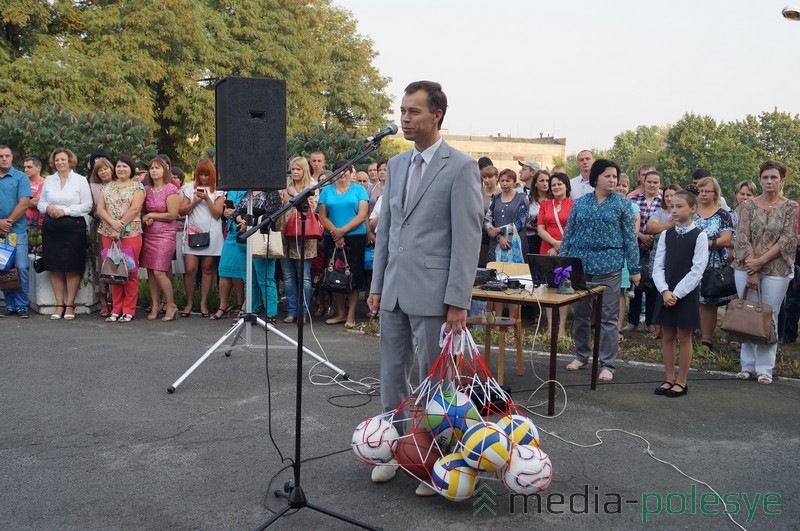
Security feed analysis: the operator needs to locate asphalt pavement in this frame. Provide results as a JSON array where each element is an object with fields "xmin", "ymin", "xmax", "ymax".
[{"xmin": 1, "ymin": 309, "xmax": 798, "ymax": 530}]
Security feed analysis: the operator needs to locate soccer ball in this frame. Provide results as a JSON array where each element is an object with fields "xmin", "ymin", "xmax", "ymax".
[
  {"xmin": 496, "ymin": 414, "xmax": 540, "ymax": 447},
  {"xmin": 502, "ymin": 444, "xmax": 553, "ymax": 494},
  {"xmin": 457, "ymin": 421, "xmax": 511, "ymax": 472},
  {"xmin": 423, "ymin": 390, "xmax": 481, "ymax": 448},
  {"xmin": 352, "ymin": 416, "xmax": 399, "ymax": 465},
  {"xmin": 430, "ymin": 452, "xmax": 479, "ymax": 501}
]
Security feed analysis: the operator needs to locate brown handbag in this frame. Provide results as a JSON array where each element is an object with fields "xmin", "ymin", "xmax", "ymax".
[
  {"xmin": 720, "ymin": 285, "xmax": 776, "ymax": 344},
  {"xmin": 0, "ymin": 267, "xmax": 21, "ymax": 290}
]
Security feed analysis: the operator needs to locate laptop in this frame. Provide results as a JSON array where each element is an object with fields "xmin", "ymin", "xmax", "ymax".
[{"xmin": 527, "ymin": 254, "xmax": 598, "ymax": 290}]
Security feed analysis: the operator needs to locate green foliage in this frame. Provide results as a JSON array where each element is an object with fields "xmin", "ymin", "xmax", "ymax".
[
  {"xmin": 0, "ymin": 105, "xmax": 157, "ymax": 172},
  {"xmin": 607, "ymin": 125, "xmax": 667, "ymax": 179},
  {"xmin": 287, "ymin": 124, "xmax": 393, "ymax": 170},
  {"xmin": 0, "ymin": 0, "xmax": 392, "ymax": 170}
]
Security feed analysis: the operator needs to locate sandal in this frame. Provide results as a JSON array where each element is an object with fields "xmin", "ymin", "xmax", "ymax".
[
  {"xmin": 209, "ymin": 306, "xmax": 231, "ymax": 320},
  {"xmin": 99, "ymin": 303, "xmax": 110, "ymax": 317},
  {"xmin": 666, "ymin": 383, "xmax": 688, "ymax": 397},
  {"xmin": 50, "ymin": 305, "xmax": 66, "ymax": 320},
  {"xmin": 598, "ymin": 369, "xmax": 614, "ymax": 382},
  {"xmin": 654, "ymin": 381, "xmax": 674, "ymax": 396},
  {"xmin": 736, "ymin": 370, "xmax": 754, "ymax": 380},
  {"xmin": 231, "ymin": 306, "xmax": 244, "ymax": 319},
  {"xmin": 757, "ymin": 374, "xmax": 772, "ymax": 385},
  {"xmin": 618, "ymin": 332, "xmax": 624, "ymax": 343},
  {"xmin": 266, "ymin": 315, "xmax": 277, "ymax": 325},
  {"xmin": 701, "ymin": 340, "xmax": 713, "ymax": 353},
  {"xmin": 105, "ymin": 313, "xmax": 120, "ymax": 322},
  {"xmin": 64, "ymin": 305, "xmax": 76, "ymax": 320},
  {"xmin": 566, "ymin": 359, "xmax": 586, "ymax": 371},
  {"xmin": 283, "ymin": 316, "xmax": 297, "ymax": 324},
  {"xmin": 180, "ymin": 307, "xmax": 192, "ymax": 318},
  {"xmin": 118, "ymin": 314, "xmax": 135, "ymax": 323}
]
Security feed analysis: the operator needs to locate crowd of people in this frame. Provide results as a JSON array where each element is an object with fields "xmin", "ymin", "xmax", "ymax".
[
  {"xmin": 1, "ymin": 138, "xmax": 797, "ymax": 389},
  {"xmin": 0, "ymin": 145, "xmax": 381, "ymax": 330}
]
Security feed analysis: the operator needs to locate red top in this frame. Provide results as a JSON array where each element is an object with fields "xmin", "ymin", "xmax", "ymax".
[{"xmin": 537, "ymin": 197, "xmax": 574, "ymax": 254}]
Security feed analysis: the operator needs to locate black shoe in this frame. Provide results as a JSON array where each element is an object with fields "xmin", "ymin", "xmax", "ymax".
[
  {"xmin": 1, "ymin": 308, "xmax": 18, "ymax": 317},
  {"xmin": 654, "ymin": 381, "xmax": 674, "ymax": 396},
  {"xmin": 17, "ymin": 308, "xmax": 29, "ymax": 319},
  {"xmin": 666, "ymin": 383, "xmax": 688, "ymax": 398}
]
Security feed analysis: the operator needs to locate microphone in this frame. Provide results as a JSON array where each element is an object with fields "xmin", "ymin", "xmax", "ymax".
[{"xmin": 364, "ymin": 124, "xmax": 398, "ymax": 143}]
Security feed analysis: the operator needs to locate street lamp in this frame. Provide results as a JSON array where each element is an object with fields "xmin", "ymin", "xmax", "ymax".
[{"xmin": 783, "ymin": 6, "xmax": 800, "ymax": 21}]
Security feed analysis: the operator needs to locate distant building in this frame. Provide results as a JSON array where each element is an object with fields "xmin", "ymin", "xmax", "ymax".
[{"xmin": 441, "ymin": 131, "xmax": 567, "ymax": 173}]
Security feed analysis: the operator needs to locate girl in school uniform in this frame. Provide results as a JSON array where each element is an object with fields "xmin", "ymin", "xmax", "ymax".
[{"xmin": 651, "ymin": 191, "xmax": 709, "ymax": 397}]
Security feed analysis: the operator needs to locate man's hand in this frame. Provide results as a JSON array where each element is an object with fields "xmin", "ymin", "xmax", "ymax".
[
  {"xmin": 367, "ymin": 293, "xmax": 381, "ymax": 313},
  {"xmin": 445, "ymin": 306, "xmax": 467, "ymax": 334},
  {"xmin": 0, "ymin": 219, "xmax": 12, "ymax": 233}
]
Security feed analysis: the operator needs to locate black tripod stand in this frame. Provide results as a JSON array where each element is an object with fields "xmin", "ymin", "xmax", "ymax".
[{"xmin": 249, "ymin": 139, "xmax": 385, "ymax": 531}]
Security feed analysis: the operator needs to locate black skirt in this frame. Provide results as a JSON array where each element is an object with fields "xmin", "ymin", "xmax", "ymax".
[
  {"xmin": 651, "ymin": 287, "xmax": 701, "ymax": 330},
  {"xmin": 42, "ymin": 214, "xmax": 87, "ymax": 273}
]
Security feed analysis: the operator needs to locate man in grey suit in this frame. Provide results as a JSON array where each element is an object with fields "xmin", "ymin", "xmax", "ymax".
[{"xmin": 367, "ymin": 81, "xmax": 483, "ymax": 494}]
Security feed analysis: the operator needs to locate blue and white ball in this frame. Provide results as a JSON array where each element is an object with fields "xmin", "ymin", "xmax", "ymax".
[
  {"xmin": 423, "ymin": 390, "xmax": 481, "ymax": 448},
  {"xmin": 352, "ymin": 416, "xmax": 399, "ymax": 465},
  {"xmin": 457, "ymin": 421, "xmax": 511, "ymax": 472},
  {"xmin": 502, "ymin": 444, "xmax": 553, "ymax": 494},
  {"xmin": 497, "ymin": 414, "xmax": 540, "ymax": 447},
  {"xmin": 430, "ymin": 452, "xmax": 479, "ymax": 501}
]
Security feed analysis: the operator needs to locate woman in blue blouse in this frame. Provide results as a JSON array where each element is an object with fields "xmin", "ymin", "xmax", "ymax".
[
  {"xmin": 318, "ymin": 160, "xmax": 369, "ymax": 328},
  {"xmin": 560, "ymin": 159, "xmax": 640, "ymax": 382}
]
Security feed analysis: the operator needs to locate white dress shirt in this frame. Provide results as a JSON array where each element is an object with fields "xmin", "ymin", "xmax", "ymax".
[
  {"xmin": 404, "ymin": 137, "xmax": 443, "ymax": 206},
  {"xmin": 38, "ymin": 171, "xmax": 93, "ymax": 220},
  {"xmin": 653, "ymin": 222, "xmax": 709, "ymax": 299},
  {"xmin": 569, "ymin": 175, "xmax": 593, "ymax": 199}
]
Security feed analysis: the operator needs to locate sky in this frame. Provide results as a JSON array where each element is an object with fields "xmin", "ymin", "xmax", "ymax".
[{"xmin": 334, "ymin": 0, "xmax": 800, "ymax": 155}]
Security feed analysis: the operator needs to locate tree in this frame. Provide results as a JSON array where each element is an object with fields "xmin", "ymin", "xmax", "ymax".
[
  {"xmin": 659, "ymin": 113, "xmax": 720, "ymax": 183},
  {"xmin": 286, "ymin": 124, "xmax": 404, "ymax": 171},
  {"xmin": 607, "ymin": 125, "xmax": 666, "ymax": 178},
  {"xmin": 0, "ymin": 0, "xmax": 392, "ymax": 169}
]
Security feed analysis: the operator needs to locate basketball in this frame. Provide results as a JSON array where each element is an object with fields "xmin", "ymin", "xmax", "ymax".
[
  {"xmin": 423, "ymin": 390, "xmax": 481, "ymax": 448},
  {"xmin": 497, "ymin": 414, "xmax": 540, "ymax": 447},
  {"xmin": 502, "ymin": 444, "xmax": 553, "ymax": 494},
  {"xmin": 457, "ymin": 421, "xmax": 511, "ymax": 472},
  {"xmin": 394, "ymin": 429, "xmax": 442, "ymax": 481},
  {"xmin": 352, "ymin": 416, "xmax": 399, "ymax": 465},
  {"xmin": 430, "ymin": 452, "xmax": 479, "ymax": 502}
]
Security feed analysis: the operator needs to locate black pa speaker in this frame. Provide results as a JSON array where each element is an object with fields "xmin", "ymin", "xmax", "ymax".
[{"xmin": 215, "ymin": 77, "xmax": 287, "ymax": 191}]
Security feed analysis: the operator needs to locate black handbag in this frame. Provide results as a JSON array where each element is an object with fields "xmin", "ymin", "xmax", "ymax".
[
  {"xmin": 701, "ymin": 239, "xmax": 737, "ymax": 299},
  {"xmin": 33, "ymin": 255, "xmax": 44, "ymax": 273},
  {"xmin": 187, "ymin": 232, "xmax": 210, "ymax": 248},
  {"xmin": 319, "ymin": 248, "xmax": 353, "ymax": 293}
]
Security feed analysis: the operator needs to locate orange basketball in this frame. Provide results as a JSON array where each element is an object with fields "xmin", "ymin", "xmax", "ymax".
[{"xmin": 394, "ymin": 430, "xmax": 442, "ymax": 481}]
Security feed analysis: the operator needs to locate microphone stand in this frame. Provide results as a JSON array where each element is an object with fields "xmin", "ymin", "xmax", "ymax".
[{"xmin": 251, "ymin": 139, "xmax": 383, "ymax": 530}]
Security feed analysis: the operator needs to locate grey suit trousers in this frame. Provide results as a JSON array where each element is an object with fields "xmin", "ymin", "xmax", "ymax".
[
  {"xmin": 571, "ymin": 271, "xmax": 622, "ymax": 372},
  {"xmin": 379, "ymin": 303, "xmax": 446, "ymax": 430}
]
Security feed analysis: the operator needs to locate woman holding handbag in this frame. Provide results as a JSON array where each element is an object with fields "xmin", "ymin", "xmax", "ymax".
[
  {"xmin": 178, "ymin": 159, "xmax": 224, "ymax": 317},
  {"xmin": 38, "ymin": 148, "xmax": 93, "ymax": 320},
  {"xmin": 279, "ymin": 157, "xmax": 318, "ymax": 324},
  {"xmin": 96, "ymin": 156, "xmax": 145, "ymax": 322},
  {"xmin": 731, "ymin": 161, "xmax": 798, "ymax": 385},
  {"xmin": 318, "ymin": 160, "xmax": 368, "ymax": 329},
  {"xmin": 536, "ymin": 172, "xmax": 575, "ymax": 336}
]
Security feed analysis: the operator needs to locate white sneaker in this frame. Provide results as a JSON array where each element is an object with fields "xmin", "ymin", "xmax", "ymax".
[
  {"xmin": 415, "ymin": 482, "xmax": 438, "ymax": 496},
  {"xmin": 621, "ymin": 322, "xmax": 638, "ymax": 332},
  {"xmin": 371, "ymin": 460, "xmax": 398, "ymax": 483}
]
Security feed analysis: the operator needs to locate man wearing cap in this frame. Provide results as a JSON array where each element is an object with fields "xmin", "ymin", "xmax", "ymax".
[
  {"xmin": 516, "ymin": 160, "xmax": 540, "ymax": 195},
  {"xmin": 570, "ymin": 149, "xmax": 595, "ymax": 199}
]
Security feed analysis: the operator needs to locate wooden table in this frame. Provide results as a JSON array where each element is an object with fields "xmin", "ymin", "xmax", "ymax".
[{"xmin": 471, "ymin": 285, "xmax": 605, "ymax": 415}]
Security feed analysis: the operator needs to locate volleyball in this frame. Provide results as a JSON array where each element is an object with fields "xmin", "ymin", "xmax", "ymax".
[
  {"xmin": 502, "ymin": 444, "xmax": 553, "ymax": 494},
  {"xmin": 457, "ymin": 421, "xmax": 511, "ymax": 472},
  {"xmin": 496, "ymin": 414, "xmax": 540, "ymax": 447},
  {"xmin": 352, "ymin": 416, "xmax": 399, "ymax": 465},
  {"xmin": 423, "ymin": 390, "xmax": 481, "ymax": 448},
  {"xmin": 430, "ymin": 452, "xmax": 479, "ymax": 502}
]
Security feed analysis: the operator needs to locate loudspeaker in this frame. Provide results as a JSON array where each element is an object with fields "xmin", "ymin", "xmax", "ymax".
[{"xmin": 215, "ymin": 77, "xmax": 287, "ymax": 191}]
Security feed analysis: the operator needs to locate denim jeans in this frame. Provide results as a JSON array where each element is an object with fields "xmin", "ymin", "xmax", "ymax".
[
  {"xmin": 281, "ymin": 258, "xmax": 312, "ymax": 318},
  {"xmin": 252, "ymin": 258, "xmax": 277, "ymax": 316},
  {"xmin": 2, "ymin": 232, "xmax": 29, "ymax": 310}
]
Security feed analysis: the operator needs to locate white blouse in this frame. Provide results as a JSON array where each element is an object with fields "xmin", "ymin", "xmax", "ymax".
[
  {"xmin": 38, "ymin": 171, "xmax": 93, "ymax": 219},
  {"xmin": 652, "ymin": 222, "xmax": 709, "ymax": 299}
]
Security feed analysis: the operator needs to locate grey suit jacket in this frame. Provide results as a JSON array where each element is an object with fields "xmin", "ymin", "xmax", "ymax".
[{"xmin": 370, "ymin": 141, "xmax": 483, "ymax": 316}]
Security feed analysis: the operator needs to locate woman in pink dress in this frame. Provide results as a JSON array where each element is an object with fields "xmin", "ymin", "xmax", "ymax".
[{"xmin": 140, "ymin": 158, "xmax": 180, "ymax": 321}]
